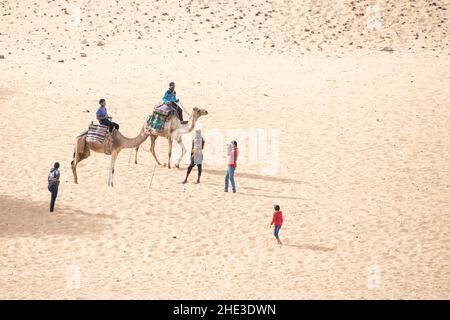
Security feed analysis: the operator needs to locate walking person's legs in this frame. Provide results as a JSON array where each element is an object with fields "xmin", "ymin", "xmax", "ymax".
[
  {"xmin": 49, "ymin": 185, "xmax": 58, "ymax": 212},
  {"xmin": 224, "ymin": 168, "xmax": 230, "ymax": 192},
  {"xmin": 196, "ymin": 164, "xmax": 202, "ymax": 183},
  {"xmin": 48, "ymin": 185, "xmax": 52, "ymax": 211},
  {"xmin": 274, "ymin": 225, "xmax": 282, "ymax": 245},
  {"xmin": 229, "ymin": 167, "xmax": 236, "ymax": 193},
  {"xmin": 183, "ymin": 158, "xmax": 195, "ymax": 184}
]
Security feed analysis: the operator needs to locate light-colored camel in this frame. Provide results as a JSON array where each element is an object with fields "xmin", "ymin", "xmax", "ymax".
[
  {"xmin": 135, "ymin": 107, "xmax": 208, "ymax": 169},
  {"xmin": 71, "ymin": 129, "xmax": 151, "ymax": 187}
]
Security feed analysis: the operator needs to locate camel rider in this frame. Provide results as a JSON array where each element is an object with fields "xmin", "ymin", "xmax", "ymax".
[
  {"xmin": 162, "ymin": 82, "xmax": 188, "ymax": 124},
  {"xmin": 96, "ymin": 98, "xmax": 119, "ymax": 132}
]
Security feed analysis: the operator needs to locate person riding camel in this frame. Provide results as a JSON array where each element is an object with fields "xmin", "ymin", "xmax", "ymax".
[
  {"xmin": 96, "ymin": 98, "xmax": 119, "ymax": 132},
  {"xmin": 162, "ymin": 82, "xmax": 188, "ymax": 124}
]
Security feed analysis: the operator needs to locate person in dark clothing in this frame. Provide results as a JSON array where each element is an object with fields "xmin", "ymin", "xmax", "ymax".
[
  {"xmin": 183, "ymin": 130, "xmax": 205, "ymax": 184},
  {"xmin": 162, "ymin": 82, "xmax": 187, "ymax": 124},
  {"xmin": 96, "ymin": 98, "xmax": 119, "ymax": 132},
  {"xmin": 48, "ymin": 162, "xmax": 60, "ymax": 212}
]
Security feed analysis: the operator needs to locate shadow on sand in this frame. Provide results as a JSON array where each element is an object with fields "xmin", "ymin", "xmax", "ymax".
[
  {"xmin": 0, "ymin": 195, "xmax": 111, "ymax": 238},
  {"xmin": 237, "ymin": 192, "xmax": 309, "ymax": 200},
  {"xmin": 201, "ymin": 183, "xmax": 308, "ymax": 200},
  {"xmin": 202, "ymin": 169, "xmax": 316, "ymax": 187},
  {"xmin": 284, "ymin": 244, "xmax": 335, "ymax": 252}
]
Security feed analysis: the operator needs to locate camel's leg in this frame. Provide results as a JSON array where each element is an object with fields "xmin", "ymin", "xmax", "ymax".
[
  {"xmin": 71, "ymin": 146, "xmax": 90, "ymax": 184},
  {"xmin": 134, "ymin": 145, "xmax": 140, "ymax": 165},
  {"xmin": 135, "ymin": 127, "xmax": 144, "ymax": 164},
  {"xmin": 167, "ymin": 137, "xmax": 173, "ymax": 169},
  {"xmin": 108, "ymin": 152, "xmax": 118, "ymax": 187},
  {"xmin": 150, "ymin": 135, "xmax": 162, "ymax": 166},
  {"xmin": 71, "ymin": 154, "xmax": 80, "ymax": 184},
  {"xmin": 174, "ymin": 136, "xmax": 186, "ymax": 168}
]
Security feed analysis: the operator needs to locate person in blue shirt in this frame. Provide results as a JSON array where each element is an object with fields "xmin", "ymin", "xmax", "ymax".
[
  {"xmin": 96, "ymin": 98, "xmax": 119, "ymax": 132},
  {"xmin": 162, "ymin": 82, "xmax": 187, "ymax": 124}
]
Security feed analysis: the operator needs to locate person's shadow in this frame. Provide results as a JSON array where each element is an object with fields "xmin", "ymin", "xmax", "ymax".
[
  {"xmin": 238, "ymin": 192, "xmax": 308, "ymax": 200},
  {"xmin": 284, "ymin": 244, "xmax": 335, "ymax": 252},
  {"xmin": 202, "ymin": 169, "xmax": 316, "ymax": 186},
  {"xmin": 201, "ymin": 169, "xmax": 313, "ymax": 200}
]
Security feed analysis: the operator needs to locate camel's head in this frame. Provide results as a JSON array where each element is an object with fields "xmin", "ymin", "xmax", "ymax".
[{"xmin": 192, "ymin": 107, "xmax": 208, "ymax": 118}]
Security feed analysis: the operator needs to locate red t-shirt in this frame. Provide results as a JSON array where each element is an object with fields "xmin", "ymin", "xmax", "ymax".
[{"xmin": 271, "ymin": 211, "xmax": 283, "ymax": 226}]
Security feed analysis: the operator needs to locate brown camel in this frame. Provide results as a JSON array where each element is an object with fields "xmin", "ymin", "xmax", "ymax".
[
  {"xmin": 71, "ymin": 129, "xmax": 151, "ymax": 187},
  {"xmin": 135, "ymin": 107, "xmax": 208, "ymax": 169}
]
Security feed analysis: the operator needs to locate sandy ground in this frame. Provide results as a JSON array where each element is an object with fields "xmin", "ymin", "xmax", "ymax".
[{"xmin": 0, "ymin": 0, "xmax": 449, "ymax": 299}]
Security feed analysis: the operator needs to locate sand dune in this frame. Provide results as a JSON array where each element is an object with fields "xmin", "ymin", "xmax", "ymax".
[{"xmin": 0, "ymin": 0, "xmax": 449, "ymax": 299}]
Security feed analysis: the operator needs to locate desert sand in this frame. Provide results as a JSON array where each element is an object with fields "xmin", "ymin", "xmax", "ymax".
[{"xmin": 0, "ymin": 0, "xmax": 449, "ymax": 299}]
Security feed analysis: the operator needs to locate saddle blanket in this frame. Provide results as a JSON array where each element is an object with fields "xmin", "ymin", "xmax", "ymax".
[
  {"xmin": 86, "ymin": 124, "xmax": 109, "ymax": 144},
  {"xmin": 147, "ymin": 113, "xmax": 166, "ymax": 132},
  {"xmin": 154, "ymin": 103, "xmax": 174, "ymax": 116}
]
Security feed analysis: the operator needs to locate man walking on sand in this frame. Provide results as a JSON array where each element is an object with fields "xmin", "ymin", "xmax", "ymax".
[
  {"xmin": 48, "ymin": 162, "xmax": 60, "ymax": 213},
  {"xmin": 183, "ymin": 130, "xmax": 205, "ymax": 184},
  {"xmin": 224, "ymin": 140, "xmax": 239, "ymax": 193},
  {"xmin": 270, "ymin": 205, "xmax": 283, "ymax": 245}
]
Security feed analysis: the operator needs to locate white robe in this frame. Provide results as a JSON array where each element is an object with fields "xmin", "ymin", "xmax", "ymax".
[{"xmin": 193, "ymin": 136, "xmax": 203, "ymax": 164}]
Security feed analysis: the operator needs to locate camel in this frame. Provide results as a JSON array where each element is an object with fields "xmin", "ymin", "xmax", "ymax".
[
  {"xmin": 71, "ymin": 128, "xmax": 151, "ymax": 187},
  {"xmin": 135, "ymin": 107, "xmax": 208, "ymax": 169}
]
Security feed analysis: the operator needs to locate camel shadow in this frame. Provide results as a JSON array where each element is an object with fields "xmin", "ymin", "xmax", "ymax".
[
  {"xmin": 0, "ymin": 195, "xmax": 110, "ymax": 238},
  {"xmin": 202, "ymin": 169, "xmax": 316, "ymax": 186},
  {"xmin": 285, "ymin": 244, "xmax": 335, "ymax": 252}
]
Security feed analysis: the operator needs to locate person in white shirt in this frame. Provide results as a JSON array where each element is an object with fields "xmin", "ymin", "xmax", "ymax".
[{"xmin": 182, "ymin": 130, "xmax": 205, "ymax": 184}]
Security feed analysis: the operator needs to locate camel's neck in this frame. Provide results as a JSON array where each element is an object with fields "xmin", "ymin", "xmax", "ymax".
[
  {"xmin": 114, "ymin": 131, "xmax": 149, "ymax": 149},
  {"xmin": 178, "ymin": 114, "xmax": 199, "ymax": 134}
]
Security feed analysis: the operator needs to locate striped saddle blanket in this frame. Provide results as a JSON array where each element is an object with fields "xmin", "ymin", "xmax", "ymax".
[{"xmin": 86, "ymin": 124, "xmax": 109, "ymax": 144}]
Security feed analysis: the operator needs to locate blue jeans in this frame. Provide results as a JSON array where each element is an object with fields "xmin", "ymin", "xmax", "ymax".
[
  {"xmin": 48, "ymin": 184, "xmax": 59, "ymax": 212},
  {"xmin": 274, "ymin": 225, "xmax": 281, "ymax": 239},
  {"xmin": 224, "ymin": 167, "xmax": 236, "ymax": 192}
]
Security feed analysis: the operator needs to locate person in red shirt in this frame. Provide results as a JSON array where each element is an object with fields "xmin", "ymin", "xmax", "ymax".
[
  {"xmin": 270, "ymin": 204, "xmax": 283, "ymax": 245},
  {"xmin": 224, "ymin": 140, "xmax": 239, "ymax": 193}
]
